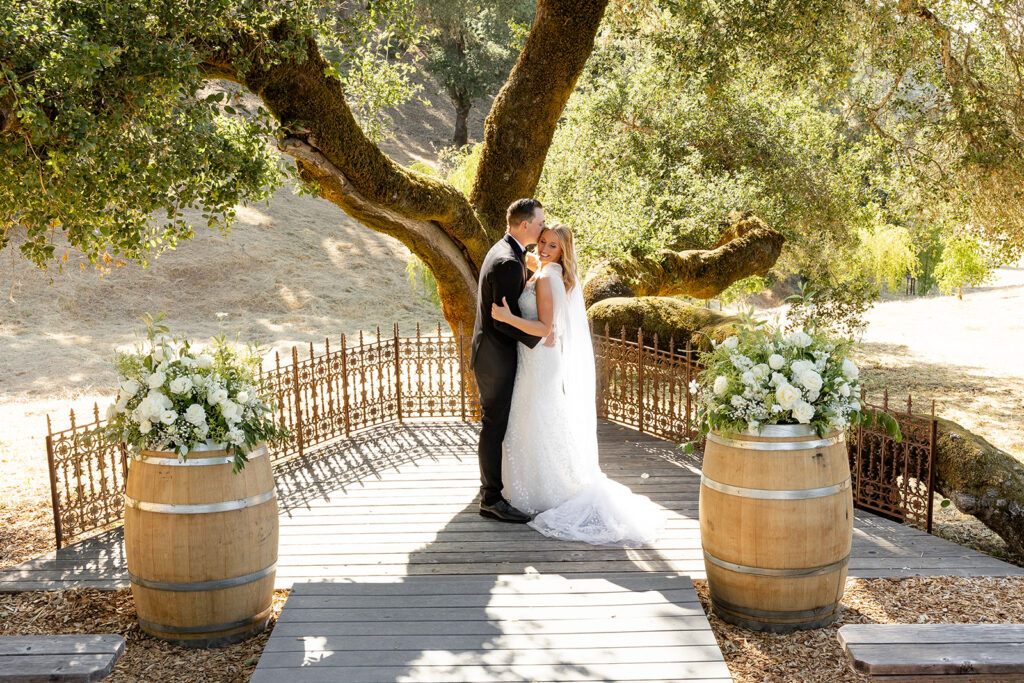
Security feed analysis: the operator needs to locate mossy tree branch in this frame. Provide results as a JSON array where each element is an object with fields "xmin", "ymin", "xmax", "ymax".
[{"xmin": 582, "ymin": 214, "xmax": 786, "ymax": 308}]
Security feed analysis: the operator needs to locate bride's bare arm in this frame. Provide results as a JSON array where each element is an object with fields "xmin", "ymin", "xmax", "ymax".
[{"xmin": 491, "ymin": 277, "xmax": 554, "ymax": 338}]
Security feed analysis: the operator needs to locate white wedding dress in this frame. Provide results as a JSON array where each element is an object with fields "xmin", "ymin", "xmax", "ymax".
[{"xmin": 501, "ymin": 263, "xmax": 665, "ymax": 547}]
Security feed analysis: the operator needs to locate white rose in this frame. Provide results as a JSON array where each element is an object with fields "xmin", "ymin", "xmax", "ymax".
[
  {"xmin": 741, "ymin": 371, "xmax": 756, "ymax": 385},
  {"xmin": 148, "ymin": 371, "xmax": 166, "ymax": 389},
  {"xmin": 842, "ymin": 358, "xmax": 860, "ymax": 380},
  {"xmin": 722, "ymin": 336, "xmax": 739, "ymax": 350},
  {"xmin": 713, "ymin": 376, "xmax": 730, "ymax": 397},
  {"xmin": 139, "ymin": 419, "xmax": 153, "ymax": 434},
  {"xmin": 160, "ymin": 409, "xmax": 177, "ymax": 426},
  {"xmin": 790, "ymin": 359, "xmax": 814, "ymax": 375},
  {"xmin": 752, "ymin": 364, "xmax": 770, "ymax": 380},
  {"xmin": 208, "ymin": 388, "xmax": 228, "ymax": 405},
  {"xmin": 169, "ymin": 376, "xmax": 193, "ymax": 395},
  {"xmin": 775, "ymin": 383, "xmax": 800, "ymax": 409},
  {"xmin": 120, "ymin": 379, "xmax": 141, "ymax": 396},
  {"xmin": 197, "ymin": 354, "xmax": 215, "ymax": 369},
  {"xmin": 115, "ymin": 396, "xmax": 129, "ymax": 413},
  {"xmin": 106, "ymin": 404, "xmax": 118, "ymax": 420},
  {"xmin": 850, "ymin": 399, "xmax": 861, "ymax": 412},
  {"xmin": 190, "ymin": 374, "xmax": 204, "ymax": 387},
  {"xmin": 196, "ymin": 422, "xmax": 210, "ymax": 438},
  {"xmin": 770, "ymin": 371, "xmax": 787, "ymax": 387},
  {"xmin": 838, "ymin": 383, "xmax": 851, "ymax": 397},
  {"xmin": 236, "ymin": 390, "xmax": 250, "ymax": 404},
  {"xmin": 786, "ymin": 330, "xmax": 813, "ymax": 348},
  {"xmin": 798, "ymin": 369, "xmax": 823, "ymax": 393},
  {"xmin": 221, "ymin": 401, "xmax": 243, "ymax": 423},
  {"xmin": 768, "ymin": 354, "xmax": 785, "ymax": 370},
  {"xmin": 184, "ymin": 404, "xmax": 206, "ymax": 426},
  {"xmin": 792, "ymin": 400, "xmax": 815, "ymax": 424}
]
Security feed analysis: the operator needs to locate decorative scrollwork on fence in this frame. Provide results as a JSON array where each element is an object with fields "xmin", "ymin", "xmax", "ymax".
[{"xmin": 43, "ymin": 321, "xmax": 936, "ymax": 548}]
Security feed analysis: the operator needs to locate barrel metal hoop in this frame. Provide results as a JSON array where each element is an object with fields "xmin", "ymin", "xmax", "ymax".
[
  {"xmin": 711, "ymin": 594, "xmax": 841, "ymax": 621},
  {"xmin": 136, "ymin": 445, "xmax": 267, "ymax": 467},
  {"xmin": 703, "ymin": 550, "xmax": 850, "ymax": 577},
  {"xmin": 706, "ymin": 432, "xmax": 844, "ymax": 451},
  {"xmin": 124, "ymin": 488, "xmax": 276, "ymax": 514},
  {"xmin": 700, "ymin": 475, "xmax": 851, "ymax": 500},
  {"xmin": 137, "ymin": 604, "xmax": 273, "ymax": 635},
  {"xmin": 129, "ymin": 562, "xmax": 277, "ymax": 592}
]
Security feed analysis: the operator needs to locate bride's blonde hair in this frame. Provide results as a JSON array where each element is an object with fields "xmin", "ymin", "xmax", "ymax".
[{"xmin": 542, "ymin": 223, "xmax": 578, "ymax": 294}]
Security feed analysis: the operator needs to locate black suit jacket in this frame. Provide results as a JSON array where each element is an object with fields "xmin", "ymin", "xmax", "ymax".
[{"xmin": 470, "ymin": 235, "xmax": 542, "ymax": 371}]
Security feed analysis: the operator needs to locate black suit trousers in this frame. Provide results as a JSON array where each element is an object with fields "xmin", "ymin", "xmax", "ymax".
[{"xmin": 473, "ymin": 349, "xmax": 517, "ymax": 506}]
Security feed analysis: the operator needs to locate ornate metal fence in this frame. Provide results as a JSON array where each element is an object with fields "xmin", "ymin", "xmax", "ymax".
[
  {"xmin": 591, "ymin": 326, "xmax": 703, "ymax": 445},
  {"xmin": 44, "ymin": 321, "xmax": 937, "ymax": 548},
  {"xmin": 849, "ymin": 390, "xmax": 938, "ymax": 531},
  {"xmin": 45, "ymin": 325, "xmax": 477, "ymax": 548},
  {"xmin": 591, "ymin": 326, "xmax": 937, "ymax": 531}
]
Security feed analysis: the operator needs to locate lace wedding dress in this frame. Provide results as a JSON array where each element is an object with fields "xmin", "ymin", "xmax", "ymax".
[{"xmin": 501, "ymin": 263, "xmax": 665, "ymax": 547}]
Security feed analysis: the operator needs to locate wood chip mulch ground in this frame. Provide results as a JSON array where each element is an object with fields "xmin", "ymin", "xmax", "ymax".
[
  {"xmin": 694, "ymin": 576, "xmax": 1024, "ymax": 682},
  {"xmin": 3, "ymin": 578, "xmax": 1024, "ymax": 682},
  {"xmin": 0, "ymin": 588, "xmax": 289, "ymax": 683}
]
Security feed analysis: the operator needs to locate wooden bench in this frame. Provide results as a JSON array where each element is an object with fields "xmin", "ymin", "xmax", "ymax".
[
  {"xmin": 0, "ymin": 635, "xmax": 126, "ymax": 682},
  {"xmin": 838, "ymin": 624, "xmax": 1024, "ymax": 681}
]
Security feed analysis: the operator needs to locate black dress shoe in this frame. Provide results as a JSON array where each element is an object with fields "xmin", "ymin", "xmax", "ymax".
[{"xmin": 479, "ymin": 499, "xmax": 531, "ymax": 524}]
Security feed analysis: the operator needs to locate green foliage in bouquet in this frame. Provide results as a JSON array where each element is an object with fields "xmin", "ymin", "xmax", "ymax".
[
  {"xmin": 98, "ymin": 313, "xmax": 290, "ymax": 472},
  {"xmin": 694, "ymin": 315, "xmax": 901, "ymax": 442}
]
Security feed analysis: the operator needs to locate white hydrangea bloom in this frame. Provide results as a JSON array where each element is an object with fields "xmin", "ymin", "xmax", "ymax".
[
  {"xmin": 226, "ymin": 428, "xmax": 245, "ymax": 446},
  {"xmin": 741, "ymin": 370, "xmax": 756, "ymax": 385},
  {"xmin": 722, "ymin": 336, "xmax": 739, "ymax": 350},
  {"xmin": 713, "ymin": 376, "xmax": 730, "ymax": 396},
  {"xmin": 730, "ymin": 395, "xmax": 747, "ymax": 408},
  {"xmin": 786, "ymin": 330, "xmax": 813, "ymax": 348}
]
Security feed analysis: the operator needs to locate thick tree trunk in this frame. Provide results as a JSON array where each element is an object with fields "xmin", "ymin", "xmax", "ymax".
[
  {"xmin": 469, "ymin": 0, "xmax": 610, "ymax": 238},
  {"xmin": 582, "ymin": 213, "xmax": 785, "ymax": 308},
  {"xmin": 452, "ymin": 95, "xmax": 471, "ymax": 148},
  {"xmin": 934, "ymin": 416, "xmax": 1024, "ymax": 557}
]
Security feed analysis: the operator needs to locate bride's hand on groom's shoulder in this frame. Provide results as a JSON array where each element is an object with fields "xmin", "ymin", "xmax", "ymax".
[{"xmin": 492, "ymin": 297, "xmax": 512, "ymax": 323}]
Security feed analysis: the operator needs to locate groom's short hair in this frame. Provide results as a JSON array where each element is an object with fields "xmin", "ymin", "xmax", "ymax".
[{"xmin": 506, "ymin": 198, "xmax": 543, "ymax": 228}]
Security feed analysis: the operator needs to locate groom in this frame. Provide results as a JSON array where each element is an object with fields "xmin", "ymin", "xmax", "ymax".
[{"xmin": 470, "ymin": 198, "xmax": 546, "ymax": 523}]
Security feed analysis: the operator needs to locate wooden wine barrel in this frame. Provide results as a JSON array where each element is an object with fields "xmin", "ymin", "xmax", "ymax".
[
  {"xmin": 699, "ymin": 425, "xmax": 852, "ymax": 633},
  {"xmin": 124, "ymin": 443, "xmax": 278, "ymax": 648}
]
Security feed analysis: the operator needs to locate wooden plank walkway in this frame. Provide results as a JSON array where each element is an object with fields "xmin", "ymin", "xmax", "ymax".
[
  {"xmin": 2, "ymin": 420, "xmax": 1021, "ymax": 593},
  {"xmin": 251, "ymin": 573, "xmax": 731, "ymax": 682}
]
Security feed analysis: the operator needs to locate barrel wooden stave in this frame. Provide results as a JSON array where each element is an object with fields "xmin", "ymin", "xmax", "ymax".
[
  {"xmin": 699, "ymin": 428, "xmax": 852, "ymax": 633},
  {"xmin": 124, "ymin": 446, "xmax": 278, "ymax": 647}
]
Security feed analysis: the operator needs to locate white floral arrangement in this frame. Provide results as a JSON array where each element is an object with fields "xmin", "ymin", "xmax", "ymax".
[
  {"xmin": 98, "ymin": 313, "xmax": 290, "ymax": 471},
  {"xmin": 696, "ymin": 322, "xmax": 865, "ymax": 437}
]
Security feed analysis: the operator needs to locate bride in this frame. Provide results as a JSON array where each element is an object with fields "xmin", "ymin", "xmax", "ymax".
[{"xmin": 491, "ymin": 224, "xmax": 665, "ymax": 547}]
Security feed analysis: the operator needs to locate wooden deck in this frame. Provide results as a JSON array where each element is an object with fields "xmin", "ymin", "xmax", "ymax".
[
  {"xmin": 251, "ymin": 574, "xmax": 731, "ymax": 682},
  {"xmin": 2, "ymin": 420, "xmax": 1021, "ymax": 593}
]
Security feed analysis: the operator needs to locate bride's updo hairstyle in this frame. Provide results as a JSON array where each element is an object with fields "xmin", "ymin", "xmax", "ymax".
[{"xmin": 543, "ymin": 223, "xmax": 578, "ymax": 294}]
